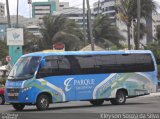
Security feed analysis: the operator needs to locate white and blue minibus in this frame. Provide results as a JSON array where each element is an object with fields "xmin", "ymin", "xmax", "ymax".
[{"xmin": 5, "ymin": 50, "xmax": 158, "ymax": 111}]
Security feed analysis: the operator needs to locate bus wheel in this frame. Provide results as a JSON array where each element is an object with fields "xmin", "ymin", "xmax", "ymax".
[
  {"xmin": 110, "ymin": 90, "xmax": 126, "ymax": 105},
  {"xmin": 90, "ymin": 99, "xmax": 104, "ymax": 106},
  {"xmin": 12, "ymin": 104, "xmax": 25, "ymax": 111},
  {"xmin": 0, "ymin": 95, "xmax": 5, "ymax": 105},
  {"xmin": 36, "ymin": 94, "xmax": 49, "ymax": 111}
]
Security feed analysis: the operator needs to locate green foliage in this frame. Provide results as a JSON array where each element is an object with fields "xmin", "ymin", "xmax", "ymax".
[
  {"xmin": 40, "ymin": 15, "xmax": 84, "ymax": 51},
  {"xmin": 93, "ymin": 14, "xmax": 125, "ymax": 49},
  {"xmin": 145, "ymin": 25, "xmax": 160, "ymax": 64},
  {"xmin": 116, "ymin": 0, "xmax": 156, "ymax": 49},
  {"xmin": 0, "ymin": 40, "xmax": 8, "ymax": 61},
  {"xmin": 23, "ymin": 28, "xmax": 43, "ymax": 53},
  {"xmin": 145, "ymin": 43, "xmax": 160, "ymax": 64}
]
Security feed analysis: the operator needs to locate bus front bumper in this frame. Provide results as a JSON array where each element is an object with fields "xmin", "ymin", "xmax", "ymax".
[{"xmin": 5, "ymin": 88, "xmax": 37, "ymax": 104}]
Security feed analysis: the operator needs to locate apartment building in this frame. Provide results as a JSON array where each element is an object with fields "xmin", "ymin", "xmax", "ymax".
[{"xmin": 0, "ymin": 2, "xmax": 5, "ymax": 17}]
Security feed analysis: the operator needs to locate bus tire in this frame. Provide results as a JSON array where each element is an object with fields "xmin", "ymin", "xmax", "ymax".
[
  {"xmin": 90, "ymin": 99, "xmax": 104, "ymax": 106},
  {"xmin": 0, "ymin": 95, "xmax": 5, "ymax": 105},
  {"xmin": 12, "ymin": 104, "xmax": 25, "ymax": 111},
  {"xmin": 36, "ymin": 94, "xmax": 49, "ymax": 111},
  {"xmin": 110, "ymin": 90, "xmax": 126, "ymax": 105}
]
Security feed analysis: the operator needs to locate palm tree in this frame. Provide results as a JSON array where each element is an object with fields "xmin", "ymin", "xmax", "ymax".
[
  {"xmin": 116, "ymin": 0, "xmax": 156, "ymax": 49},
  {"xmin": 92, "ymin": 14, "xmax": 125, "ymax": 49},
  {"xmin": 40, "ymin": 15, "xmax": 84, "ymax": 51},
  {"xmin": 23, "ymin": 28, "xmax": 42, "ymax": 53},
  {"xmin": 133, "ymin": 22, "xmax": 147, "ymax": 48},
  {"xmin": 116, "ymin": 0, "xmax": 134, "ymax": 50},
  {"xmin": 145, "ymin": 25, "xmax": 160, "ymax": 64},
  {"xmin": 0, "ymin": 40, "xmax": 8, "ymax": 61}
]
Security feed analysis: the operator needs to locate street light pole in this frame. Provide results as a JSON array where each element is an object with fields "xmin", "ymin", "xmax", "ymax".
[
  {"xmin": 17, "ymin": 0, "xmax": 19, "ymax": 28},
  {"xmin": 137, "ymin": 0, "xmax": 141, "ymax": 50},
  {"xmin": 97, "ymin": 0, "xmax": 101, "ymax": 15},
  {"xmin": 83, "ymin": 0, "xmax": 87, "ymax": 45},
  {"xmin": 86, "ymin": 0, "xmax": 95, "ymax": 51},
  {"xmin": 6, "ymin": 0, "xmax": 11, "ymax": 28}
]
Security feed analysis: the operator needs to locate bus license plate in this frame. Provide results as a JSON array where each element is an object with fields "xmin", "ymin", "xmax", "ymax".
[{"xmin": 8, "ymin": 93, "xmax": 18, "ymax": 96}]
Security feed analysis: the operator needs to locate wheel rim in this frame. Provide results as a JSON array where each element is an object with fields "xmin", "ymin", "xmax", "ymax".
[
  {"xmin": 40, "ymin": 98, "xmax": 48, "ymax": 109},
  {"xmin": 118, "ymin": 93, "xmax": 125, "ymax": 103}
]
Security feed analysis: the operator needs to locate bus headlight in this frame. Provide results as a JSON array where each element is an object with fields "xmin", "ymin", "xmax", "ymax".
[
  {"xmin": 25, "ymin": 96, "xmax": 29, "ymax": 100},
  {"xmin": 22, "ymin": 87, "xmax": 32, "ymax": 92}
]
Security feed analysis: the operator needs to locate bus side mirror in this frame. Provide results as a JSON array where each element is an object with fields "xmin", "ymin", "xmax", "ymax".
[{"xmin": 41, "ymin": 59, "xmax": 46, "ymax": 68}]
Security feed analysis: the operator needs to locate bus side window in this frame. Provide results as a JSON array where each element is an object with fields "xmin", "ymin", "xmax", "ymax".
[
  {"xmin": 75, "ymin": 55, "xmax": 96, "ymax": 74},
  {"xmin": 135, "ymin": 54, "xmax": 155, "ymax": 72},
  {"xmin": 95, "ymin": 55, "xmax": 117, "ymax": 73},
  {"xmin": 66, "ymin": 55, "xmax": 81, "ymax": 75},
  {"xmin": 58, "ymin": 56, "xmax": 72, "ymax": 75},
  {"xmin": 36, "ymin": 56, "xmax": 59, "ymax": 78},
  {"xmin": 116, "ymin": 54, "xmax": 136, "ymax": 72}
]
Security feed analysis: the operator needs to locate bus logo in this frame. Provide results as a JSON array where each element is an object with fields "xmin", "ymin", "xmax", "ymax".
[{"xmin": 64, "ymin": 78, "xmax": 74, "ymax": 92}]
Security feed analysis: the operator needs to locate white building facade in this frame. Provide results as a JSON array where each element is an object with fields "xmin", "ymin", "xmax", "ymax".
[
  {"xmin": 93, "ymin": 0, "xmax": 154, "ymax": 48},
  {"xmin": 0, "ymin": 2, "xmax": 5, "ymax": 17},
  {"xmin": 53, "ymin": 7, "xmax": 94, "ymax": 30},
  {"xmin": 152, "ymin": 13, "xmax": 160, "ymax": 38}
]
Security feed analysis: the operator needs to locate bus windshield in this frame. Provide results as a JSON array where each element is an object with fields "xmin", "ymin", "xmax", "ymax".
[{"xmin": 8, "ymin": 56, "xmax": 41, "ymax": 80}]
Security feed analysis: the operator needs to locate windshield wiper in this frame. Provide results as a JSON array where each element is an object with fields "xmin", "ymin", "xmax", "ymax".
[{"xmin": 16, "ymin": 75, "xmax": 33, "ymax": 80}]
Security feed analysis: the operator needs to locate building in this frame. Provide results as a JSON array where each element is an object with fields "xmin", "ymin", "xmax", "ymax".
[
  {"xmin": 26, "ymin": 25, "xmax": 41, "ymax": 37},
  {"xmin": 0, "ymin": 22, "xmax": 7, "ymax": 40},
  {"xmin": 0, "ymin": 2, "xmax": 5, "ymax": 17},
  {"xmin": 58, "ymin": 2, "xmax": 69, "ymax": 11},
  {"xmin": 93, "ymin": 0, "xmax": 152, "ymax": 48},
  {"xmin": 32, "ymin": 0, "xmax": 56, "ymax": 20},
  {"xmin": 93, "ymin": 0, "xmax": 116, "ymax": 23},
  {"xmin": 93, "ymin": 0, "xmax": 130, "ymax": 45},
  {"xmin": 0, "ymin": 15, "xmax": 41, "ymax": 40},
  {"xmin": 53, "ymin": 7, "xmax": 94, "ymax": 30},
  {"xmin": 152, "ymin": 13, "xmax": 160, "ymax": 39}
]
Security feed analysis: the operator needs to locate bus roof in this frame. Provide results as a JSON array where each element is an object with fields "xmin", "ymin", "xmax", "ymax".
[{"xmin": 22, "ymin": 50, "xmax": 153, "ymax": 58}]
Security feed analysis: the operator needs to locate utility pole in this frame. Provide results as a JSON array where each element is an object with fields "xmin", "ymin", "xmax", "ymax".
[
  {"xmin": 6, "ymin": 0, "xmax": 11, "ymax": 28},
  {"xmin": 97, "ymin": 0, "xmax": 101, "ymax": 15},
  {"xmin": 86, "ymin": 0, "xmax": 95, "ymax": 51},
  {"xmin": 17, "ymin": 0, "xmax": 19, "ymax": 28},
  {"xmin": 83, "ymin": 0, "xmax": 87, "ymax": 45},
  {"xmin": 137, "ymin": 0, "xmax": 141, "ymax": 50}
]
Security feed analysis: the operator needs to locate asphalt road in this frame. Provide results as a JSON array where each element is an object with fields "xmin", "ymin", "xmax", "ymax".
[{"xmin": 0, "ymin": 94, "xmax": 160, "ymax": 119}]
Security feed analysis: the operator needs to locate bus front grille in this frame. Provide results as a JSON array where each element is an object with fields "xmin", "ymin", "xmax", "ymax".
[{"xmin": 7, "ymin": 88, "xmax": 20, "ymax": 100}]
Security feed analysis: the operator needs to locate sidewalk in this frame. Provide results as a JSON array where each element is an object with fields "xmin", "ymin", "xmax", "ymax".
[
  {"xmin": 142, "ymin": 92, "xmax": 160, "ymax": 98},
  {"xmin": 149, "ymin": 92, "xmax": 160, "ymax": 97}
]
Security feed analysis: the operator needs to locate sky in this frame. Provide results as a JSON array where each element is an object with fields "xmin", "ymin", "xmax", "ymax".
[{"xmin": 0, "ymin": 0, "xmax": 160, "ymax": 17}]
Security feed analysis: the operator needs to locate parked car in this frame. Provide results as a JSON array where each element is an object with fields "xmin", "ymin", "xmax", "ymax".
[
  {"xmin": 0, "ymin": 86, "xmax": 5, "ymax": 105},
  {"xmin": 0, "ymin": 65, "xmax": 8, "ymax": 105}
]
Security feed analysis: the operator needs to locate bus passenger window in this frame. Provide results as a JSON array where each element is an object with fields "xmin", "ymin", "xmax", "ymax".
[
  {"xmin": 36, "ymin": 56, "xmax": 59, "ymax": 78},
  {"xmin": 58, "ymin": 56, "xmax": 71, "ymax": 75}
]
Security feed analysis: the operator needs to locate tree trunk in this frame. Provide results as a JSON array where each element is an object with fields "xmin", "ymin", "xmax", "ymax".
[
  {"xmin": 127, "ymin": 25, "xmax": 131, "ymax": 50},
  {"xmin": 135, "ymin": 37, "xmax": 138, "ymax": 50},
  {"xmin": 134, "ymin": 25, "xmax": 138, "ymax": 50}
]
